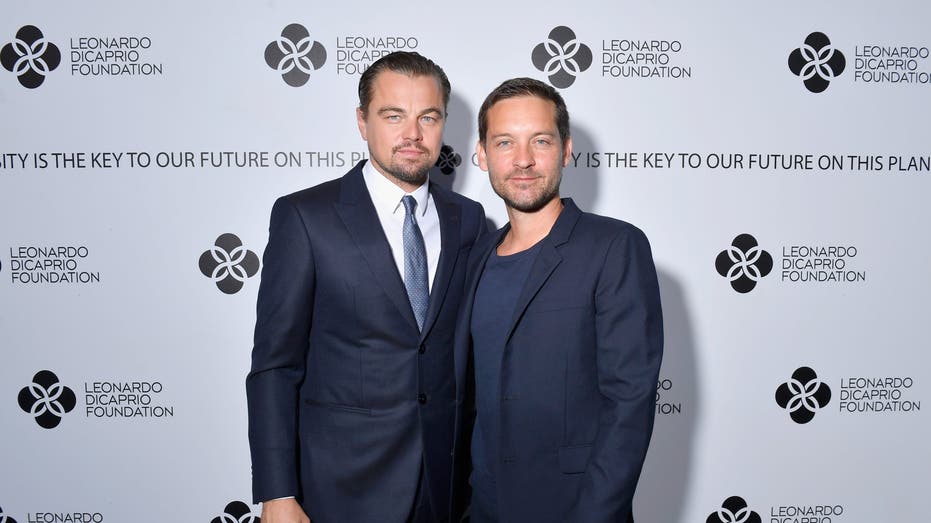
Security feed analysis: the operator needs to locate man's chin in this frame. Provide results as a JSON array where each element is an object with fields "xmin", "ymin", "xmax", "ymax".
[
  {"xmin": 388, "ymin": 163, "xmax": 432, "ymax": 185},
  {"xmin": 506, "ymin": 200, "xmax": 549, "ymax": 213},
  {"xmin": 499, "ymin": 191, "xmax": 559, "ymax": 214}
]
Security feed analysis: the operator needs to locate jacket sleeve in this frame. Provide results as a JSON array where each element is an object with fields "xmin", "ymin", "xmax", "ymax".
[
  {"xmin": 572, "ymin": 225, "xmax": 664, "ymax": 522},
  {"xmin": 246, "ymin": 196, "xmax": 316, "ymax": 503}
]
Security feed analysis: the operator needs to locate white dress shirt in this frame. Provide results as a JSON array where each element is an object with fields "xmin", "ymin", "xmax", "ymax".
[{"xmin": 362, "ymin": 161, "xmax": 442, "ymax": 291}]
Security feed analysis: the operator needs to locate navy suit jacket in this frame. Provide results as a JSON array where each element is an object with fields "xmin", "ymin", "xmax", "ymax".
[
  {"xmin": 453, "ymin": 199, "xmax": 663, "ymax": 523},
  {"xmin": 247, "ymin": 161, "xmax": 486, "ymax": 523}
]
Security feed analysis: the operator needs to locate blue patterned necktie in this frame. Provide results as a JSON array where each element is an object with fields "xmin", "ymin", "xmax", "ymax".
[{"xmin": 401, "ymin": 195, "xmax": 429, "ymax": 331}]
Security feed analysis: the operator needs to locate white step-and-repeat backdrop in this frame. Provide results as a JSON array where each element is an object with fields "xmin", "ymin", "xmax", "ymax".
[{"xmin": 2, "ymin": 1, "xmax": 928, "ymax": 521}]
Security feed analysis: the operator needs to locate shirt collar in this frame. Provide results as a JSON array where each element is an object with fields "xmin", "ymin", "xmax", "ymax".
[{"xmin": 362, "ymin": 160, "xmax": 431, "ymax": 217}]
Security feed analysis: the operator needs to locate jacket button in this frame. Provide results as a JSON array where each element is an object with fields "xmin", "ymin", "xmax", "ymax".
[
  {"xmin": 418, "ymin": 345, "xmax": 426, "ymax": 354},
  {"xmin": 418, "ymin": 393, "xmax": 428, "ymax": 404}
]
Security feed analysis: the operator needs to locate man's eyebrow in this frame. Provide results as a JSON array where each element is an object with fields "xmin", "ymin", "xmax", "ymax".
[
  {"xmin": 377, "ymin": 106, "xmax": 407, "ymax": 115},
  {"xmin": 376, "ymin": 106, "xmax": 445, "ymax": 118},
  {"xmin": 489, "ymin": 131, "xmax": 556, "ymax": 139}
]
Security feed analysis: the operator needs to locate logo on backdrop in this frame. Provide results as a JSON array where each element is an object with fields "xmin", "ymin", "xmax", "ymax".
[
  {"xmin": 18, "ymin": 370, "xmax": 76, "ymax": 429},
  {"xmin": 715, "ymin": 234, "xmax": 773, "ymax": 293},
  {"xmin": 706, "ymin": 496, "xmax": 761, "ymax": 523},
  {"xmin": 0, "ymin": 505, "xmax": 18, "ymax": 523},
  {"xmin": 265, "ymin": 23, "xmax": 327, "ymax": 87},
  {"xmin": 780, "ymin": 244, "xmax": 866, "ymax": 284},
  {"xmin": 530, "ymin": 26, "xmax": 692, "ymax": 85},
  {"xmin": 1, "ymin": 26, "xmax": 163, "ymax": 82},
  {"xmin": 854, "ymin": 43, "xmax": 931, "ymax": 85},
  {"xmin": 655, "ymin": 378, "xmax": 682, "ymax": 415},
  {"xmin": 20, "ymin": 371, "xmax": 174, "ymax": 422},
  {"xmin": 70, "ymin": 34, "xmax": 163, "ymax": 77},
  {"xmin": 8, "ymin": 245, "xmax": 101, "ymax": 285},
  {"xmin": 772, "ymin": 504, "xmax": 846, "ymax": 521},
  {"xmin": 199, "ymin": 233, "xmax": 260, "ymax": 294},
  {"xmin": 85, "ymin": 379, "xmax": 174, "ymax": 419},
  {"xmin": 532, "ymin": 26, "xmax": 592, "ymax": 89},
  {"xmin": 335, "ymin": 35, "xmax": 420, "ymax": 76},
  {"xmin": 838, "ymin": 375, "xmax": 920, "ymax": 415},
  {"xmin": 1, "ymin": 25, "xmax": 60, "ymax": 88},
  {"xmin": 211, "ymin": 501, "xmax": 260, "ymax": 523},
  {"xmin": 775, "ymin": 366, "xmax": 832, "ymax": 424},
  {"xmin": 435, "ymin": 144, "xmax": 461, "ymax": 175},
  {"xmin": 21, "ymin": 512, "xmax": 102, "ymax": 522},
  {"xmin": 788, "ymin": 32, "xmax": 846, "ymax": 93}
]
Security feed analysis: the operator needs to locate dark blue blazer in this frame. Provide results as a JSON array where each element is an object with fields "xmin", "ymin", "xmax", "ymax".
[
  {"xmin": 247, "ymin": 161, "xmax": 486, "ymax": 523},
  {"xmin": 453, "ymin": 199, "xmax": 663, "ymax": 523}
]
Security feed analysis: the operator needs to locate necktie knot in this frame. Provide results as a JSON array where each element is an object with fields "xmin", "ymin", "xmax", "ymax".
[{"xmin": 402, "ymin": 195, "xmax": 417, "ymax": 217}]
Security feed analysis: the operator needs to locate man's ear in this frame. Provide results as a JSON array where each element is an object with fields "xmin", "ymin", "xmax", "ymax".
[
  {"xmin": 356, "ymin": 107, "xmax": 367, "ymax": 141},
  {"xmin": 562, "ymin": 136, "xmax": 573, "ymax": 167},
  {"xmin": 476, "ymin": 140, "xmax": 489, "ymax": 172}
]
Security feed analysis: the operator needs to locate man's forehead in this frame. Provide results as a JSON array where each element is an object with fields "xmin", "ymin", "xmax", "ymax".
[
  {"xmin": 487, "ymin": 96, "xmax": 557, "ymax": 126},
  {"xmin": 372, "ymin": 71, "xmax": 442, "ymax": 91}
]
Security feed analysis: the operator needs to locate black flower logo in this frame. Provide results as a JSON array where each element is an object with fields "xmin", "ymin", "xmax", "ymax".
[
  {"xmin": 1, "ymin": 25, "xmax": 61, "ymax": 89},
  {"xmin": 435, "ymin": 144, "xmax": 461, "ymax": 175},
  {"xmin": 211, "ymin": 501, "xmax": 260, "ymax": 523},
  {"xmin": 18, "ymin": 370, "xmax": 76, "ymax": 429},
  {"xmin": 788, "ymin": 32, "xmax": 846, "ymax": 93},
  {"xmin": 199, "ymin": 233, "xmax": 260, "ymax": 294},
  {"xmin": 707, "ymin": 496, "xmax": 761, "ymax": 523},
  {"xmin": 0, "ymin": 505, "xmax": 18, "ymax": 523},
  {"xmin": 532, "ymin": 26, "xmax": 592, "ymax": 89},
  {"xmin": 776, "ymin": 366, "xmax": 832, "ymax": 424},
  {"xmin": 715, "ymin": 234, "xmax": 773, "ymax": 294},
  {"xmin": 265, "ymin": 24, "xmax": 327, "ymax": 87}
]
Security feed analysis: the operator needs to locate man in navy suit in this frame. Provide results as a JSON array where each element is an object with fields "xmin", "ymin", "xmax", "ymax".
[
  {"xmin": 247, "ymin": 52, "xmax": 486, "ymax": 523},
  {"xmin": 454, "ymin": 78, "xmax": 663, "ymax": 522}
]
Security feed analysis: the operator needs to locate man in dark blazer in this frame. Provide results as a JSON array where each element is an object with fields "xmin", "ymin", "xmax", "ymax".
[
  {"xmin": 247, "ymin": 52, "xmax": 486, "ymax": 523},
  {"xmin": 453, "ymin": 78, "xmax": 663, "ymax": 523}
]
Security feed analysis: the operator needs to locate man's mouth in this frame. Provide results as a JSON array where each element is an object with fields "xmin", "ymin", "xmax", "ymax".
[{"xmin": 394, "ymin": 143, "xmax": 427, "ymax": 156}]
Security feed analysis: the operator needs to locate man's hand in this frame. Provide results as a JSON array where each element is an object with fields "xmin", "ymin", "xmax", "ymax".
[{"xmin": 261, "ymin": 498, "xmax": 311, "ymax": 523}]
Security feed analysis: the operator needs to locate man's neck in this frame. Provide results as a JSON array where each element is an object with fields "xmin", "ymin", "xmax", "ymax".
[{"xmin": 498, "ymin": 197, "xmax": 563, "ymax": 256}]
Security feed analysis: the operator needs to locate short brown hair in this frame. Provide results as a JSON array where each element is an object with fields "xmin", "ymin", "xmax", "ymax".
[
  {"xmin": 358, "ymin": 51, "xmax": 451, "ymax": 117},
  {"xmin": 478, "ymin": 77, "xmax": 570, "ymax": 144}
]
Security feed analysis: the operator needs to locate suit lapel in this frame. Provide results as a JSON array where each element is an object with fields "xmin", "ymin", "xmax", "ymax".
[
  {"xmin": 333, "ymin": 166, "xmax": 419, "ymax": 331},
  {"xmin": 420, "ymin": 186, "xmax": 460, "ymax": 340},
  {"xmin": 504, "ymin": 199, "xmax": 581, "ymax": 344}
]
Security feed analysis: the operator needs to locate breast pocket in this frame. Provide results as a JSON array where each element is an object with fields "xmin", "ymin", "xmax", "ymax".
[{"xmin": 558, "ymin": 443, "xmax": 593, "ymax": 474}]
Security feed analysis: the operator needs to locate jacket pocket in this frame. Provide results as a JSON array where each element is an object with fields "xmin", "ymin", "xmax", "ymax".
[
  {"xmin": 304, "ymin": 398, "xmax": 372, "ymax": 415},
  {"xmin": 558, "ymin": 444, "xmax": 593, "ymax": 474}
]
